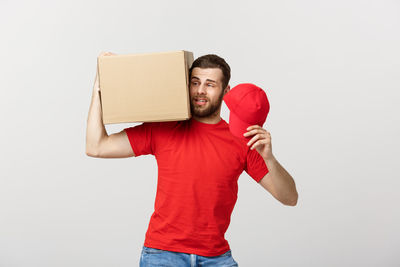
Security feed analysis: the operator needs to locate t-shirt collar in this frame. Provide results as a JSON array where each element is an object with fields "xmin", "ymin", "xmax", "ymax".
[{"xmin": 190, "ymin": 117, "xmax": 225, "ymax": 128}]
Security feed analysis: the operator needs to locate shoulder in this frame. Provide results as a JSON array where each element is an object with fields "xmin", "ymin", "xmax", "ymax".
[{"xmin": 217, "ymin": 119, "xmax": 250, "ymax": 155}]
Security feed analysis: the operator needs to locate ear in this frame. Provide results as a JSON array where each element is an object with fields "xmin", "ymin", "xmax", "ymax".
[{"xmin": 223, "ymin": 85, "xmax": 230, "ymax": 95}]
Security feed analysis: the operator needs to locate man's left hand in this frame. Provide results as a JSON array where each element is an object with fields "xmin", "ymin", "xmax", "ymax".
[{"xmin": 243, "ymin": 125, "xmax": 274, "ymax": 161}]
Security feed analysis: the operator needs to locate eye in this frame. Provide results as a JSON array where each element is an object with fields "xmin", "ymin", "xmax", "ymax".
[{"xmin": 207, "ymin": 83, "xmax": 214, "ymax": 87}]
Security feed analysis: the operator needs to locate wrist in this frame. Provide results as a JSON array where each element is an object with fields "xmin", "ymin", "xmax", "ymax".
[{"xmin": 263, "ymin": 153, "xmax": 276, "ymax": 165}]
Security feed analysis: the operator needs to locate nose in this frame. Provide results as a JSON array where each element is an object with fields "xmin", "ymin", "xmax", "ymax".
[{"xmin": 197, "ymin": 83, "xmax": 207, "ymax": 94}]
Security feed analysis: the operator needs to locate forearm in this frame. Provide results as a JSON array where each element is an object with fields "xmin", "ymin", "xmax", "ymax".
[
  {"xmin": 264, "ymin": 155, "xmax": 298, "ymax": 205},
  {"xmin": 86, "ymin": 83, "xmax": 108, "ymax": 155}
]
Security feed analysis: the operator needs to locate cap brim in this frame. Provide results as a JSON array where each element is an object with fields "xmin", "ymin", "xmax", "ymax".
[
  {"xmin": 229, "ymin": 111, "xmax": 252, "ymax": 141},
  {"xmin": 223, "ymin": 91, "xmax": 234, "ymax": 110}
]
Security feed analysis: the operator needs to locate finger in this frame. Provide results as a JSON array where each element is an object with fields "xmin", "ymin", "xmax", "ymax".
[
  {"xmin": 104, "ymin": 52, "xmax": 117, "ymax": 57},
  {"xmin": 246, "ymin": 125, "xmax": 261, "ymax": 131},
  {"xmin": 243, "ymin": 128, "xmax": 265, "ymax": 137},
  {"xmin": 250, "ymin": 139, "xmax": 267, "ymax": 150},
  {"xmin": 99, "ymin": 51, "xmax": 113, "ymax": 57},
  {"xmin": 247, "ymin": 133, "xmax": 266, "ymax": 147}
]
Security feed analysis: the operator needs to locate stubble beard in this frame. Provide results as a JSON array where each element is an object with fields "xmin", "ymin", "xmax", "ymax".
[{"xmin": 190, "ymin": 90, "xmax": 224, "ymax": 118}]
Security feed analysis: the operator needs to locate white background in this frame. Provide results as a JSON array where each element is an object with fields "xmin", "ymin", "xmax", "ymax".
[{"xmin": 1, "ymin": 0, "xmax": 399, "ymax": 266}]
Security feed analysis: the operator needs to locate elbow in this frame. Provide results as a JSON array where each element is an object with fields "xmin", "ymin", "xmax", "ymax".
[
  {"xmin": 85, "ymin": 146, "xmax": 99, "ymax": 157},
  {"xmin": 284, "ymin": 181, "xmax": 298, "ymax": 206},
  {"xmin": 286, "ymin": 198, "xmax": 298, "ymax": 206},
  {"xmin": 285, "ymin": 193, "xmax": 298, "ymax": 206},
  {"xmin": 281, "ymin": 192, "xmax": 298, "ymax": 206}
]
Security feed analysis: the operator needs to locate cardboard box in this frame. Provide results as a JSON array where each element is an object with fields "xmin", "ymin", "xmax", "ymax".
[{"xmin": 98, "ymin": 50, "xmax": 194, "ymax": 124}]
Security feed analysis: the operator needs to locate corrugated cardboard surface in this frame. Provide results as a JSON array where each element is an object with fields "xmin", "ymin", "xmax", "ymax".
[{"xmin": 98, "ymin": 50, "xmax": 193, "ymax": 124}]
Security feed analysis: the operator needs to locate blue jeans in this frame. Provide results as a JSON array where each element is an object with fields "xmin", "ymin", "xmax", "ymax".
[{"xmin": 139, "ymin": 245, "xmax": 239, "ymax": 267}]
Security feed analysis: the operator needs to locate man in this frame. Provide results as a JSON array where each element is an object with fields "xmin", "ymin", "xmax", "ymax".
[{"xmin": 86, "ymin": 52, "xmax": 298, "ymax": 267}]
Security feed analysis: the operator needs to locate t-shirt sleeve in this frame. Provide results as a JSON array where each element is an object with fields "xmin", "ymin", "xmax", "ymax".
[
  {"xmin": 123, "ymin": 122, "xmax": 159, "ymax": 157},
  {"xmin": 244, "ymin": 148, "xmax": 269, "ymax": 182}
]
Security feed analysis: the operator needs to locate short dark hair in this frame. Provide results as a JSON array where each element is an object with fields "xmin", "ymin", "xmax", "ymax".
[{"xmin": 189, "ymin": 54, "xmax": 231, "ymax": 90}]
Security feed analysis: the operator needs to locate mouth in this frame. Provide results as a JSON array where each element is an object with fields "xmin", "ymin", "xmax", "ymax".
[{"xmin": 194, "ymin": 98, "xmax": 208, "ymax": 106}]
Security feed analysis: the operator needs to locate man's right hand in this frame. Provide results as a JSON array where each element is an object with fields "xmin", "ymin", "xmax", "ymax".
[{"xmin": 93, "ymin": 51, "xmax": 117, "ymax": 93}]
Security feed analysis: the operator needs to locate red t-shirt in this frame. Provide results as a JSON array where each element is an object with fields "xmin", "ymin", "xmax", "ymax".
[{"xmin": 124, "ymin": 117, "xmax": 269, "ymax": 257}]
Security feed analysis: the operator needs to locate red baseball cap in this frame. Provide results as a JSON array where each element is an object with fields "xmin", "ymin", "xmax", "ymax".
[{"xmin": 223, "ymin": 83, "xmax": 270, "ymax": 140}]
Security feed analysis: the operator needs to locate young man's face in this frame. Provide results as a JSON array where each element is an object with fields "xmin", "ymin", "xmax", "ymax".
[{"xmin": 189, "ymin": 67, "xmax": 229, "ymax": 118}]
